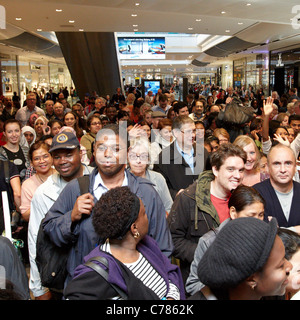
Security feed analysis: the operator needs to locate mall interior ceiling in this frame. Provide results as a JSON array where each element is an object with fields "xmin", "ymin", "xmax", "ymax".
[{"xmin": 0, "ymin": 0, "xmax": 300, "ymax": 90}]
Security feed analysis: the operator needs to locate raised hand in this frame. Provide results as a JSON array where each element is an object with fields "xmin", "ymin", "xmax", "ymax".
[
  {"xmin": 273, "ymin": 133, "xmax": 290, "ymax": 147},
  {"xmin": 263, "ymin": 96, "xmax": 274, "ymax": 117}
]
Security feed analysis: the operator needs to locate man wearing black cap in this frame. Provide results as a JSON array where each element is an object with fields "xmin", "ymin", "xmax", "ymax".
[{"xmin": 28, "ymin": 132, "xmax": 93, "ymax": 300}]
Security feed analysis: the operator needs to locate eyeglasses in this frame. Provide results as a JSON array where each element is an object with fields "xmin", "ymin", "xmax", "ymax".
[
  {"xmin": 128, "ymin": 153, "xmax": 149, "ymax": 161},
  {"xmin": 32, "ymin": 153, "xmax": 51, "ymax": 162},
  {"xmin": 90, "ymin": 122, "xmax": 101, "ymax": 126}
]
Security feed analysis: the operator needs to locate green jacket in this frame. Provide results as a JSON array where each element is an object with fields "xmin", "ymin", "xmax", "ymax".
[
  {"xmin": 167, "ymin": 170, "xmax": 220, "ymax": 283},
  {"xmin": 195, "ymin": 170, "xmax": 220, "ymax": 229}
]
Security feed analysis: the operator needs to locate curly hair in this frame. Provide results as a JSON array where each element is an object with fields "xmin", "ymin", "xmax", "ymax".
[{"xmin": 92, "ymin": 186, "xmax": 139, "ymax": 240}]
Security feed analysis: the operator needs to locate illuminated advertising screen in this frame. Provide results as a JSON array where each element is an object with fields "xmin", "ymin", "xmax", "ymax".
[
  {"xmin": 142, "ymin": 79, "xmax": 162, "ymax": 98},
  {"xmin": 118, "ymin": 37, "xmax": 165, "ymax": 59}
]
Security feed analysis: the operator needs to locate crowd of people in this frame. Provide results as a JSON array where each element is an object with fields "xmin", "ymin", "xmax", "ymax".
[{"xmin": 0, "ymin": 82, "xmax": 300, "ymax": 301}]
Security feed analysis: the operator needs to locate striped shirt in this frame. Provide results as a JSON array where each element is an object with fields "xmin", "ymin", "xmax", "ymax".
[{"xmin": 100, "ymin": 241, "xmax": 180, "ymax": 300}]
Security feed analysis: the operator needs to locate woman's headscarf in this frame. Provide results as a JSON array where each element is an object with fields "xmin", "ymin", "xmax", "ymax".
[
  {"xmin": 20, "ymin": 125, "xmax": 36, "ymax": 148},
  {"xmin": 34, "ymin": 115, "xmax": 48, "ymax": 127}
]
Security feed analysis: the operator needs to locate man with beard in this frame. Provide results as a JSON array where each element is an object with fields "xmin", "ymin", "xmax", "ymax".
[
  {"xmin": 2, "ymin": 96, "xmax": 18, "ymax": 121},
  {"xmin": 189, "ymin": 99, "xmax": 205, "ymax": 122},
  {"xmin": 28, "ymin": 132, "xmax": 93, "ymax": 300},
  {"xmin": 41, "ymin": 124, "xmax": 173, "ymax": 289}
]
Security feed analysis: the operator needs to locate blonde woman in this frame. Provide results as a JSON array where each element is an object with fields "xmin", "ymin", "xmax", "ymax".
[
  {"xmin": 233, "ymin": 135, "xmax": 264, "ymax": 186},
  {"xmin": 126, "ymin": 93, "xmax": 136, "ymax": 120},
  {"xmin": 276, "ymin": 113, "xmax": 289, "ymax": 127}
]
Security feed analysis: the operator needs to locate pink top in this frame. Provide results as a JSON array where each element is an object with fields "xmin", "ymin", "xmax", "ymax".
[{"xmin": 20, "ymin": 174, "xmax": 43, "ymax": 215}]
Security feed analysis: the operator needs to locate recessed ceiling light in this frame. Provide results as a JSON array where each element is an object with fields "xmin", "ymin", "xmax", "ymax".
[
  {"xmin": 188, "ymin": 27, "xmax": 193, "ymax": 30},
  {"xmin": 37, "ymin": 29, "xmax": 42, "ymax": 31},
  {"xmin": 225, "ymin": 29, "xmax": 230, "ymax": 32},
  {"xmin": 196, "ymin": 19, "xmax": 201, "ymax": 22},
  {"xmin": 246, "ymin": 3, "xmax": 251, "ymax": 6},
  {"xmin": 15, "ymin": 18, "xmax": 22, "ymax": 21},
  {"xmin": 56, "ymin": 9, "xmax": 62, "ymax": 12},
  {"xmin": 133, "ymin": 29, "xmax": 138, "ymax": 32},
  {"xmin": 131, "ymin": 14, "xmax": 137, "ymax": 17},
  {"xmin": 238, "ymin": 22, "xmax": 244, "ymax": 25},
  {"xmin": 135, "ymin": 2, "xmax": 140, "ymax": 5},
  {"xmin": 133, "ymin": 24, "xmax": 138, "ymax": 27},
  {"xmin": 69, "ymin": 20, "xmax": 75, "ymax": 23},
  {"xmin": 79, "ymin": 29, "xmax": 84, "ymax": 31},
  {"xmin": 221, "ymin": 11, "xmax": 226, "ymax": 14}
]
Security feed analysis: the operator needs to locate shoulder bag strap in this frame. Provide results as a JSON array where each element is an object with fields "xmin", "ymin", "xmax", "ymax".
[
  {"xmin": 77, "ymin": 175, "xmax": 90, "ymax": 195},
  {"xmin": 85, "ymin": 256, "xmax": 128, "ymax": 300}
]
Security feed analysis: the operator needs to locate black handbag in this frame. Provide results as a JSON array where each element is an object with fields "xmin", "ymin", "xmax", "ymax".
[
  {"xmin": 219, "ymin": 96, "xmax": 255, "ymax": 125},
  {"xmin": 35, "ymin": 222, "xmax": 70, "ymax": 290}
]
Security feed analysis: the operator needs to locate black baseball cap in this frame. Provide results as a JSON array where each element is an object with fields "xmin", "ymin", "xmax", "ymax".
[{"xmin": 49, "ymin": 132, "xmax": 80, "ymax": 153}]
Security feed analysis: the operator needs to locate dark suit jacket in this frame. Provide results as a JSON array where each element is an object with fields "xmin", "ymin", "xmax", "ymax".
[
  {"xmin": 253, "ymin": 179, "xmax": 300, "ymax": 227},
  {"xmin": 153, "ymin": 141, "xmax": 210, "ymax": 199}
]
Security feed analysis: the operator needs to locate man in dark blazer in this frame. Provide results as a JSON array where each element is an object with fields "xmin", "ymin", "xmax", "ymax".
[
  {"xmin": 153, "ymin": 115, "xmax": 210, "ymax": 200},
  {"xmin": 253, "ymin": 144, "xmax": 300, "ymax": 229}
]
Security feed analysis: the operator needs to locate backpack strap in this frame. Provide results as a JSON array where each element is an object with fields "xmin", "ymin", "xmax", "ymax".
[
  {"xmin": 77, "ymin": 175, "xmax": 90, "ymax": 195},
  {"xmin": 2, "ymin": 160, "xmax": 16, "ymax": 212},
  {"xmin": 84, "ymin": 256, "xmax": 128, "ymax": 300},
  {"xmin": 3, "ymin": 160, "xmax": 10, "ymax": 184}
]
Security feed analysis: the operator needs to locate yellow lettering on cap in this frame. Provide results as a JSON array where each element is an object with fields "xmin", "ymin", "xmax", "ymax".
[{"xmin": 56, "ymin": 133, "xmax": 68, "ymax": 143}]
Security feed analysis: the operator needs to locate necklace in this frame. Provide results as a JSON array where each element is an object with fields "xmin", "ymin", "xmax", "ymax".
[
  {"xmin": 36, "ymin": 174, "xmax": 45, "ymax": 184},
  {"xmin": 36, "ymin": 168, "xmax": 54, "ymax": 184}
]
